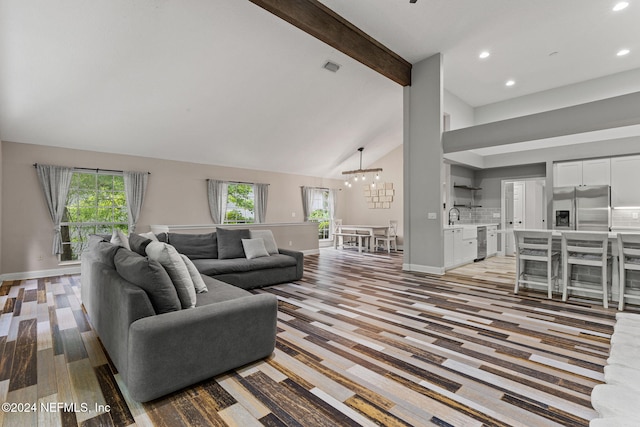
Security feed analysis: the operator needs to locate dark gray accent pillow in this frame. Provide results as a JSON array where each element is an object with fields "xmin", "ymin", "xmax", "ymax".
[
  {"xmin": 87, "ymin": 236, "xmax": 120, "ymax": 268},
  {"xmin": 168, "ymin": 232, "xmax": 218, "ymax": 259},
  {"xmin": 114, "ymin": 249, "xmax": 181, "ymax": 314},
  {"xmin": 156, "ymin": 232, "xmax": 168, "ymax": 243},
  {"xmin": 216, "ymin": 228, "xmax": 251, "ymax": 259},
  {"xmin": 128, "ymin": 233, "xmax": 152, "ymax": 257}
]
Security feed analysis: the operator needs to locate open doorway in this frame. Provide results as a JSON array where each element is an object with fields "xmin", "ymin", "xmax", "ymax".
[{"xmin": 501, "ymin": 178, "xmax": 546, "ymax": 256}]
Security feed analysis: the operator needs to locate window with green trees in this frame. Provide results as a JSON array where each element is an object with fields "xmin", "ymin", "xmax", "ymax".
[
  {"xmin": 225, "ymin": 183, "xmax": 255, "ymax": 224},
  {"xmin": 60, "ymin": 172, "xmax": 128, "ymax": 261},
  {"xmin": 309, "ymin": 189, "xmax": 331, "ymax": 240}
]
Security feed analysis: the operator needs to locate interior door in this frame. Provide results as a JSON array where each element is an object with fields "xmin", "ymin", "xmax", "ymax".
[
  {"xmin": 513, "ymin": 182, "xmax": 525, "ymax": 230},
  {"xmin": 504, "ymin": 182, "xmax": 515, "ymax": 255}
]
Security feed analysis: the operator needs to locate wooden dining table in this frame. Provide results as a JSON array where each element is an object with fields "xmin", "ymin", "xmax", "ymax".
[{"xmin": 337, "ymin": 224, "xmax": 390, "ymax": 252}]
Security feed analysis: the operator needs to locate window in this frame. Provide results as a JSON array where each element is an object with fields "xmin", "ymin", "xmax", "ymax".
[
  {"xmin": 308, "ymin": 189, "xmax": 331, "ymax": 240},
  {"xmin": 60, "ymin": 172, "xmax": 128, "ymax": 261},
  {"xmin": 224, "ymin": 183, "xmax": 255, "ymax": 224}
]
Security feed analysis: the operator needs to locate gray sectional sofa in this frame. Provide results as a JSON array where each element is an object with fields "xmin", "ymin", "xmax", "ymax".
[
  {"xmin": 160, "ymin": 228, "xmax": 304, "ymax": 288},
  {"xmin": 81, "ymin": 228, "xmax": 303, "ymax": 402}
]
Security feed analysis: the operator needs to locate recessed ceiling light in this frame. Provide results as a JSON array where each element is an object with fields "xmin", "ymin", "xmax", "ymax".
[
  {"xmin": 505, "ymin": 80, "xmax": 515, "ymax": 87},
  {"xmin": 479, "ymin": 51, "xmax": 490, "ymax": 59},
  {"xmin": 617, "ymin": 48, "xmax": 631, "ymax": 56},
  {"xmin": 613, "ymin": 2, "xmax": 629, "ymax": 11}
]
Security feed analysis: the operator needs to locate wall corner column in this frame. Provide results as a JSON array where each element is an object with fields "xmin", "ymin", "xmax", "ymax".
[{"xmin": 403, "ymin": 53, "xmax": 445, "ymax": 274}]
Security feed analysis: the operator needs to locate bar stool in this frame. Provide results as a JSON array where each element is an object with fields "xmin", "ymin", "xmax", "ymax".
[
  {"xmin": 617, "ymin": 233, "xmax": 640, "ymax": 311},
  {"xmin": 514, "ymin": 230, "xmax": 559, "ymax": 299},
  {"xmin": 561, "ymin": 231, "xmax": 610, "ymax": 308}
]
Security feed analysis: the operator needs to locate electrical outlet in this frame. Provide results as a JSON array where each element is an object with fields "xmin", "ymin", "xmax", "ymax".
[
  {"xmin": 633, "ymin": 212, "xmax": 639, "ymax": 219},
  {"xmin": 427, "ymin": 212, "xmax": 437, "ymax": 219},
  {"xmin": 37, "ymin": 254, "xmax": 43, "ymax": 261},
  {"xmin": 291, "ymin": 212, "xmax": 296, "ymax": 217},
  {"xmin": 493, "ymin": 213, "xmax": 501, "ymax": 218},
  {"xmin": 289, "ymin": 241, "xmax": 293, "ymax": 246}
]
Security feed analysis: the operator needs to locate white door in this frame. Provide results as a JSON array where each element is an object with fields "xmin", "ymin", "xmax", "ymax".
[
  {"xmin": 525, "ymin": 179, "xmax": 545, "ymax": 229},
  {"xmin": 513, "ymin": 182, "xmax": 525, "ymax": 230}
]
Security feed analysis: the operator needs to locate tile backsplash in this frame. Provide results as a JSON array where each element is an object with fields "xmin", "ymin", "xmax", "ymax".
[
  {"xmin": 612, "ymin": 209, "xmax": 640, "ymax": 228},
  {"xmin": 456, "ymin": 207, "xmax": 501, "ymax": 224}
]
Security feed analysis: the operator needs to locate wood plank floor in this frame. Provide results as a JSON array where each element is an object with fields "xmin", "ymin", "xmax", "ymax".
[{"xmin": 0, "ymin": 249, "xmax": 623, "ymax": 426}]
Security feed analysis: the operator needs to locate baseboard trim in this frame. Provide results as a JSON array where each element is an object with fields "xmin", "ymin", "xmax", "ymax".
[
  {"xmin": 302, "ymin": 249, "xmax": 320, "ymax": 256},
  {"xmin": 0, "ymin": 266, "xmax": 81, "ymax": 282},
  {"xmin": 402, "ymin": 263, "xmax": 445, "ymax": 275}
]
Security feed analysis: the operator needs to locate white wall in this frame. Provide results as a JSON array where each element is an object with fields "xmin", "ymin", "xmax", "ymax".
[
  {"xmin": 444, "ymin": 89, "xmax": 475, "ymax": 130},
  {"xmin": 1, "ymin": 141, "xmax": 344, "ymax": 275},
  {"xmin": 475, "ymin": 68, "xmax": 640, "ymax": 124}
]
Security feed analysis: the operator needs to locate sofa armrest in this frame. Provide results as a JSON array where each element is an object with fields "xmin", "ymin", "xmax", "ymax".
[
  {"xmin": 126, "ymin": 293, "xmax": 278, "ymax": 402},
  {"xmin": 278, "ymin": 248, "xmax": 304, "ymax": 279}
]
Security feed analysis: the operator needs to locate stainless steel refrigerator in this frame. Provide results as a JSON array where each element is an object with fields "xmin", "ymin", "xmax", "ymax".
[{"xmin": 552, "ymin": 185, "xmax": 611, "ymax": 231}]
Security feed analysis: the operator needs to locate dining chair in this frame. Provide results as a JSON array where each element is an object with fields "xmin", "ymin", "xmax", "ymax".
[
  {"xmin": 561, "ymin": 231, "xmax": 610, "ymax": 308},
  {"xmin": 513, "ymin": 230, "xmax": 559, "ymax": 299},
  {"xmin": 374, "ymin": 220, "xmax": 398, "ymax": 253},
  {"xmin": 616, "ymin": 233, "xmax": 640, "ymax": 310}
]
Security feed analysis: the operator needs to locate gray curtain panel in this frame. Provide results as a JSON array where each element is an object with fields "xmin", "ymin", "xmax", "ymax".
[
  {"xmin": 254, "ymin": 183, "xmax": 269, "ymax": 223},
  {"xmin": 301, "ymin": 186, "xmax": 314, "ymax": 221},
  {"xmin": 123, "ymin": 171, "xmax": 149, "ymax": 233},
  {"xmin": 207, "ymin": 179, "xmax": 228, "ymax": 224},
  {"xmin": 329, "ymin": 188, "xmax": 338, "ymax": 238},
  {"xmin": 36, "ymin": 164, "xmax": 74, "ymax": 255}
]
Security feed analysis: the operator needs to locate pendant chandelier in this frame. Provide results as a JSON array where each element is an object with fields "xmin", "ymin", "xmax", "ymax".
[{"xmin": 342, "ymin": 147, "xmax": 382, "ymax": 188}]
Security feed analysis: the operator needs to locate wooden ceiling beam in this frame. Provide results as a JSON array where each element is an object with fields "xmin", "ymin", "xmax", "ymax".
[{"xmin": 248, "ymin": 0, "xmax": 412, "ymax": 86}]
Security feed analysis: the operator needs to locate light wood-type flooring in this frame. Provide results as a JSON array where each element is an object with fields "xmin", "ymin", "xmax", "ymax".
[{"xmin": 0, "ymin": 249, "xmax": 624, "ymax": 426}]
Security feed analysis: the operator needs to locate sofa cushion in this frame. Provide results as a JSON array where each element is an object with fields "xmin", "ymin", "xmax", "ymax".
[
  {"xmin": 128, "ymin": 233, "xmax": 152, "ymax": 256},
  {"xmin": 146, "ymin": 242, "xmax": 197, "ymax": 309},
  {"xmin": 169, "ymin": 232, "xmax": 218, "ymax": 259},
  {"xmin": 216, "ymin": 228, "xmax": 251, "ymax": 259},
  {"xmin": 195, "ymin": 276, "xmax": 252, "ymax": 306},
  {"xmin": 110, "ymin": 229, "xmax": 131, "ymax": 250},
  {"xmin": 114, "ymin": 249, "xmax": 181, "ymax": 314},
  {"xmin": 181, "ymin": 255, "xmax": 208, "ymax": 293},
  {"xmin": 242, "ymin": 238, "xmax": 270, "ymax": 260},
  {"xmin": 138, "ymin": 231, "xmax": 159, "ymax": 242},
  {"xmin": 192, "ymin": 253, "xmax": 297, "ymax": 276},
  {"xmin": 249, "ymin": 230, "xmax": 279, "ymax": 255},
  {"xmin": 86, "ymin": 235, "xmax": 121, "ymax": 268}
]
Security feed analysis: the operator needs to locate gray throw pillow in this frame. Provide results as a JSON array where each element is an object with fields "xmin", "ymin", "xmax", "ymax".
[
  {"xmin": 180, "ymin": 255, "xmax": 208, "ymax": 293},
  {"xmin": 168, "ymin": 232, "xmax": 218, "ymax": 259},
  {"xmin": 249, "ymin": 230, "xmax": 279, "ymax": 255},
  {"xmin": 216, "ymin": 228, "xmax": 251, "ymax": 259},
  {"xmin": 128, "ymin": 233, "xmax": 152, "ymax": 256},
  {"xmin": 241, "ymin": 238, "xmax": 270, "ymax": 260},
  {"xmin": 114, "ymin": 249, "xmax": 181, "ymax": 314},
  {"xmin": 145, "ymin": 241, "xmax": 197, "ymax": 309}
]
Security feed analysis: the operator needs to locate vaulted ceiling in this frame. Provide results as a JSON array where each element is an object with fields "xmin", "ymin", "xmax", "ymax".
[{"xmin": 1, "ymin": 0, "xmax": 639, "ymax": 177}]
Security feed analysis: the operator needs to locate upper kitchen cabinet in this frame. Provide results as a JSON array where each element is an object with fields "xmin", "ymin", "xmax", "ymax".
[
  {"xmin": 611, "ymin": 155, "xmax": 640, "ymax": 207},
  {"xmin": 554, "ymin": 159, "xmax": 610, "ymax": 187},
  {"xmin": 582, "ymin": 159, "xmax": 610, "ymax": 186},
  {"xmin": 554, "ymin": 161, "xmax": 582, "ymax": 187}
]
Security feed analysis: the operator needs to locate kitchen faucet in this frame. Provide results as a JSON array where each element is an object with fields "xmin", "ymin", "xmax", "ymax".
[{"xmin": 448, "ymin": 207, "xmax": 460, "ymax": 226}]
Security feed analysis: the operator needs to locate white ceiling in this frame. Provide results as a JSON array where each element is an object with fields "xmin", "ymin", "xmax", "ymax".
[{"xmin": 1, "ymin": 0, "xmax": 640, "ymax": 178}]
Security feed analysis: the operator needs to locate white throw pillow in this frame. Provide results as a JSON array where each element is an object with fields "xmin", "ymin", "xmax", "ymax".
[
  {"xmin": 249, "ymin": 230, "xmax": 279, "ymax": 255},
  {"xmin": 110, "ymin": 229, "xmax": 131, "ymax": 250},
  {"xmin": 138, "ymin": 231, "xmax": 159, "ymax": 242},
  {"xmin": 180, "ymin": 255, "xmax": 208, "ymax": 294},
  {"xmin": 145, "ymin": 242, "xmax": 196, "ymax": 308},
  {"xmin": 241, "ymin": 238, "xmax": 270, "ymax": 260}
]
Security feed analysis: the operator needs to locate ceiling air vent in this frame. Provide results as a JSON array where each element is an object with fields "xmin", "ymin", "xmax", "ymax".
[{"xmin": 323, "ymin": 61, "xmax": 341, "ymax": 73}]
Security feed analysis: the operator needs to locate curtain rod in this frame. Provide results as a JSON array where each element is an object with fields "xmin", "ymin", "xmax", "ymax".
[
  {"xmin": 33, "ymin": 163, "xmax": 150, "ymax": 174},
  {"xmin": 207, "ymin": 179, "xmax": 269, "ymax": 186}
]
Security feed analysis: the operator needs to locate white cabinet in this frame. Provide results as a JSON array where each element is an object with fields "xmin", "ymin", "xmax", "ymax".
[
  {"xmin": 611, "ymin": 155, "xmax": 640, "ymax": 207},
  {"xmin": 553, "ymin": 158, "xmax": 611, "ymax": 187},
  {"xmin": 487, "ymin": 225, "xmax": 498, "ymax": 256},
  {"xmin": 554, "ymin": 161, "xmax": 582, "ymax": 187},
  {"xmin": 554, "ymin": 159, "xmax": 610, "ymax": 187},
  {"xmin": 462, "ymin": 238, "xmax": 477, "ymax": 262},
  {"xmin": 582, "ymin": 158, "xmax": 610, "ymax": 185},
  {"xmin": 444, "ymin": 228, "xmax": 463, "ymax": 268}
]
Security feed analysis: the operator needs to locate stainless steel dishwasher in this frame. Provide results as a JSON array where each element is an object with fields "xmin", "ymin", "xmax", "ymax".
[{"xmin": 476, "ymin": 226, "xmax": 487, "ymax": 261}]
